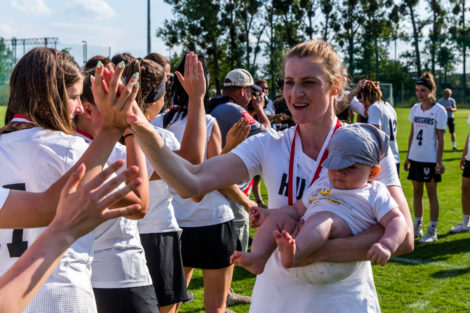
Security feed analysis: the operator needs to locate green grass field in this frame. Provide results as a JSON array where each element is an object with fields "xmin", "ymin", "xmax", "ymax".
[{"xmin": 1, "ymin": 105, "xmax": 470, "ymax": 312}]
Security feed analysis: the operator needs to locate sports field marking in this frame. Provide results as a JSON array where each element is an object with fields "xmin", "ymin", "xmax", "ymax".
[{"xmin": 391, "ymin": 257, "xmax": 455, "ymax": 268}]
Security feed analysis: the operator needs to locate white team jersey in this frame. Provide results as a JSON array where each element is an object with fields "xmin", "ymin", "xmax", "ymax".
[
  {"xmin": 232, "ymin": 126, "xmax": 401, "ymax": 313},
  {"xmin": 408, "ymin": 103, "xmax": 447, "ymax": 163},
  {"xmin": 368, "ymin": 101, "xmax": 400, "ymax": 164},
  {"xmin": 75, "ymin": 133, "xmax": 153, "ymax": 289},
  {"xmin": 302, "ymin": 176, "xmax": 397, "ymax": 235},
  {"xmin": 0, "ymin": 188, "xmax": 9, "ymax": 210},
  {"xmin": 0, "ymin": 127, "xmax": 96, "ymax": 313},
  {"xmin": 152, "ymin": 114, "xmax": 234, "ymax": 227},
  {"xmin": 138, "ymin": 125, "xmax": 181, "ymax": 234}
]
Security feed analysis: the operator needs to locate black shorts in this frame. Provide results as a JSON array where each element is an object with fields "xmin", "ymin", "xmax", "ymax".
[
  {"xmin": 140, "ymin": 231, "xmax": 188, "ymax": 306},
  {"xmin": 407, "ymin": 160, "xmax": 441, "ymax": 182},
  {"xmin": 463, "ymin": 160, "xmax": 470, "ymax": 178},
  {"xmin": 180, "ymin": 220, "xmax": 236, "ymax": 269},
  {"xmin": 93, "ymin": 285, "xmax": 159, "ymax": 313},
  {"xmin": 447, "ymin": 117, "xmax": 455, "ymax": 134}
]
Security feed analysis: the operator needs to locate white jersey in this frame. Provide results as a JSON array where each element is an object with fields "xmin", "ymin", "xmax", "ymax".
[
  {"xmin": 0, "ymin": 188, "xmax": 9, "ymax": 210},
  {"xmin": 0, "ymin": 127, "xmax": 96, "ymax": 313},
  {"xmin": 232, "ymin": 126, "xmax": 400, "ymax": 313},
  {"xmin": 75, "ymin": 133, "xmax": 153, "ymax": 289},
  {"xmin": 152, "ymin": 114, "xmax": 234, "ymax": 227},
  {"xmin": 408, "ymin": 103, "xmax": 447, "ymax": 163},
  {"xmin": 138, "ymin": 125, "xmax": 181, "ymax": 234},
  {"xmin": 368, "ymin": 101, "xmax": 400, "ymax": 164},
  {"xmin": 302, "ymin": 177, "xmax": 397, "ymax": 235}
]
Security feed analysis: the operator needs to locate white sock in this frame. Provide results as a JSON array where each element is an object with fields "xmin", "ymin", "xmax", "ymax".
[
  {"xmin": 430, "ymin": 221, "xmax": 438, "ymax": 228},
  {"xmin": 414, "ymin": 217, "xmax": 423, "ymax": 226},
  {"xmin": 463, "ymin": 215, "xmax": 470, "ymax": 225},
  {"xmin": 453, "ymin": 141, "xmax": 456, "ymax": 148}
]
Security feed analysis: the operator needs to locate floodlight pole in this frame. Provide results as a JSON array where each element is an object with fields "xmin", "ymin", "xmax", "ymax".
[
  {"xmin": 82, "ymin": 40, "xmax": 87, "ymax": 65},
  {"xmin": 147, "ymin": 0, "xmax": 151, "ymax": 55}
]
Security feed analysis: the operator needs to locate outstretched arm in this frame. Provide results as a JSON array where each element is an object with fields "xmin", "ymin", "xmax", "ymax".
[{"xmin": 0, "ymin": 162, "xmax": 141, "ymax": 313}]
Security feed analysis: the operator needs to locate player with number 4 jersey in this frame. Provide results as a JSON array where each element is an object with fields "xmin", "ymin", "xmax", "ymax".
[{"xmin": 405, "ymin": 72, "xmax": 447, "ymax": 244}]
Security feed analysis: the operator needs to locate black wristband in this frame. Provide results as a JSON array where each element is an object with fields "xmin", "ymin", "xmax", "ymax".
[{"xmin": 123, "ymin": 133, "xmax": 134, "ymax": 140}]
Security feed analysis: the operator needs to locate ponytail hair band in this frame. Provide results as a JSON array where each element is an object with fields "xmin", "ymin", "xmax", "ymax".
[
  {"xmin": 145, "ymin": 77, "xmax": 167, "ymax": 103},
  {"xmin": 416, "ymin": 79, "xmax": 433, "ymax": 91}
]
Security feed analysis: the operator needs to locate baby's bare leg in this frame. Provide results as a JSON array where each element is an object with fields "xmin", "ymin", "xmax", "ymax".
[
  {"xmin": 231, "ymin": 211, "xmax": 299, "ymax": 274},
  {"xmin": 276, "ymin": 211, "xmax": 352, "ymax": 268}
]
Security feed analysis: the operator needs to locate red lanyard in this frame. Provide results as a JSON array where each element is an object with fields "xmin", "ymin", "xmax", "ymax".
[
  {"xmin": 11, "ymin": 114, "xmax": 33, "ymax": 123},
  {"xmin": 76, "ymin": 129, "xmax": 94, "ymax": 141},
  {"xmin": 287, "ymin": 118, "xmax": 341, "ymax": 205}
]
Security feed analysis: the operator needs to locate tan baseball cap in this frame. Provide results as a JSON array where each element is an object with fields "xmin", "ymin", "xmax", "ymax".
[{"xmin": 224, "ymin": 69, "xmax": 262, "ymax": 91}]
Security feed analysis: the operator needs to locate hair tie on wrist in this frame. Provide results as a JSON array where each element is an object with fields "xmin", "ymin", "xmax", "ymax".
[{"xmin": 123, "ymin": 133, "xmax": 134, "ymax": 140}]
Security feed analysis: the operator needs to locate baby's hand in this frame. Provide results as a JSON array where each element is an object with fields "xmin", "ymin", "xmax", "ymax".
[
  {"xmin": 367, "ymin": 242, "xmax": 391, "ymax": 266},
  {"xmin": 249, "ymin": 206, "xmax": 267, "ymax": 228}
]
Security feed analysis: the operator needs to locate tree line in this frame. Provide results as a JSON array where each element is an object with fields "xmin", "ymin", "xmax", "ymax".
[{"xmin": 158, "ymin": 0, "xmax": 470, "ymax": 103}]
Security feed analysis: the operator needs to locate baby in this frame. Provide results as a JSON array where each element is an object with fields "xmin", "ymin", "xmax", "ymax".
[{"xmin": 231, "ymin": 124, "xmax": 407, "ymax": 275}]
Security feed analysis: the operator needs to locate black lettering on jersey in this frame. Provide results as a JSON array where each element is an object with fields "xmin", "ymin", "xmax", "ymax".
[
  {"xmin": 295, "ymin": 176, "xmax": 306, "ymax": 200},
  {"xmin": 278, "ymin": 173, "xmax": 289, "ymax": 197},
  {"xmin": 277, "ymin": 173, "xmax": 306, "ymax": 200},
  {"xmin": 413, "ymin": 116, "xmax": 434, "ymax": 125},
  {"xmin": 3, "ymin": 183, "xmax": 28, "ymax": 258}
]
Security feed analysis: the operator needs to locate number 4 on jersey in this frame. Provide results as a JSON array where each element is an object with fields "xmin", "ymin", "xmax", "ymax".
[
  {"xmin": 416, "ymin": 129, "xmax": 424, "ymax": 146},
  {"xmin": 3, "ymin": 183, "xmax": 28, "ymax": 257}
]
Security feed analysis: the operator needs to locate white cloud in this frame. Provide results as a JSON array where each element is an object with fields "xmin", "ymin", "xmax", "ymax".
[
  {"xmin": 67, "ymin": 0, "xmax": 115, "ymax": 19},
  {"xmin": 10, "ymin": 0, "xmax": 52, "ymax": 16},
  {"xmin": 0, "ymin": 23, "xmax": 15, "ymax": 37}
]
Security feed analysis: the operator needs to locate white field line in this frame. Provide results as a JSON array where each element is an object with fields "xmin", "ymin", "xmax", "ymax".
[{"xmin": 391, "ymin": 257, "xmax": 455, "ymax": 268}]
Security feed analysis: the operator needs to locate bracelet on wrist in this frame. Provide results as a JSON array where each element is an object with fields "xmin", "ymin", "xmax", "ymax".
[{"xmin": 123, "ymin": 133, "xmax": 134, "ymax": 140}]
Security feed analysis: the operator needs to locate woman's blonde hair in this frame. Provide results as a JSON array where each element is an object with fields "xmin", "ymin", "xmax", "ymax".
[
  {"xmin": 2, "ymin": 47, "xmax": 83, "ymax": 135},
  {"xmin": 285, "ymin": 40, "xmax": 348, "ymax": 93},
  {"xmin": 362, "ymin": 82, "xmax": 382, "ymax": 104}
]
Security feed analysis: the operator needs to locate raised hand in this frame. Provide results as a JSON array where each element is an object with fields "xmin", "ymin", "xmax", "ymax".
[
  {"xmin": 50, "ymin": 160, "xmax": 142, "ymax": 241},
  {"xmin": 224, "ymin": 118, "xmax": 250, "ymax": 152},
  {"xmin": 91, "ymin": 61, "xmax": 140, "ymax": 131},
  {"xmin": 174, "ymin": 52, "xmax": 206, "ymax": 102}
]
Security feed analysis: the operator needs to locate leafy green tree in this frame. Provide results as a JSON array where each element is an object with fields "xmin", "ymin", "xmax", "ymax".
[{"xmin": 0, "ymin": 38, "xmax": 14, "ymax": 82}]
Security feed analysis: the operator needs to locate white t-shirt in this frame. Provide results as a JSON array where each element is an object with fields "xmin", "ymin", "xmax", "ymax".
[
  {"xmin": 408, "ymin": 103, "xmax": 447, "ymax": 163},
  {"xmin": 138, "ymin": 125, "xmax": 181, "ymax": 234},
  {"xmin": 302, "ymin": 177, "xmax": 397, "ymax": 235},
  {"xmin": 350, "ymin": 96, "xmax": 366, "ymax": 117},
  {"xmin": 232, "ymin": 126, "xmax": 400, "ymax": 313},
  {"xmin": 0, "ymin": 127, "xmax": 96, "ymax": 313},
  {"xmin": 75, "ymin": 133, "xmax": 153, "ymax": 289},
  {"xmin": 0, "ymin": 188, "xmax": 9, "ymax": 210},
  {"xmin": 152, "ymin": 114, "xmax": 234, "ymax": 227},
  {"xmin": 466, "ymin": 113, "xmax": 470, "ymax": 161},
  {"xmin": 368, "ymin": 101, "xmax": 400, "ymax": 164}
]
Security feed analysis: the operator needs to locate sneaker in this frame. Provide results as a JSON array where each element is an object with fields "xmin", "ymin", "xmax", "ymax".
[
  {"xmin": 414, "ymin": 223, "xmax": 423, "ymax": 238},
  {"xmin": 450, "ymin": 222, "xmax": 470, "ymax": 233},
  {"xmin": 183, "ymin": 291, "xmax": 194, "ymax": 304},
  {"xmin": 226, "ymin": 290, "xmax": 251, "ymax": 306},
  {"xmin": 453, "ymin": 147, "xmax": 459, "ymax": 151},
  {"xmin": 419, "ymin": 226, "xmax": 438, "ymax": 243}
]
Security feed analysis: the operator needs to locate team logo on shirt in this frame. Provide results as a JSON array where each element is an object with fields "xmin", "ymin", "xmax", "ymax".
[{"xmin": 414, "ymin": 116, "xmax": 434, "ymax": 125}]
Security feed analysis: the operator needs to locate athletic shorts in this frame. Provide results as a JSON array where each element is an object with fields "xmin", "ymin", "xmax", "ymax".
[
  {"xmin": 140, "ymin": 231, "xmax": 188, "ymax": 306},
  {"xmin": 463, "ymin": 160, "xmax": 470, "ymax": 178},
  {"xmin": 180, "ymin": 220, "xmax": 236, "ymax": 269},
  {"xmin": 447, "ymin": 117, "xmax": 455, "ymax": 134},
  {"xmin": 93, "ymin": 285, "xmax": 159, "ymax": 313},
  {"xmin": 407, "ymin": 160, "xmax": 441, "ymax": 182}
]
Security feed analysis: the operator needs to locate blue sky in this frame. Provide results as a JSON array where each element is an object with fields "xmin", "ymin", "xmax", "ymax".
[{"xmin": 0, "ymin": 0, "xmax": 173, "ymax": 65}]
